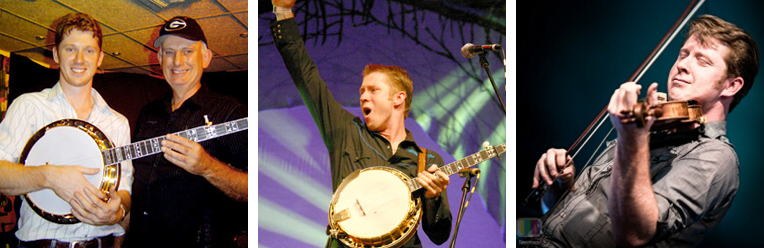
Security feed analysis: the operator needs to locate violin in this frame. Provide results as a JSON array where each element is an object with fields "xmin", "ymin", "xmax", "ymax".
[
  {"xmin": 620, "ymin": 93, "xmax": 707, "ymax": 131},
  {"xmin": 522, "ymin": 0, "xmax": 706, "ymax": 206},
  {"xmin": 522, "ymin": 97, "xmax": 707, "ymax": 206}
]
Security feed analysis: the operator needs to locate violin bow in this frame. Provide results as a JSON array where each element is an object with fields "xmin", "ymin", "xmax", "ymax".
[{"xmin": 523, "ymin": 0, "xmax": 707, "ymax": 206}]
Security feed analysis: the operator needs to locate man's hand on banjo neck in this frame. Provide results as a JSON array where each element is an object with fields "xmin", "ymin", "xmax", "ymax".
[{"xmin": 417, "ymin": 164, "xmax": 450, "ymax": 199}]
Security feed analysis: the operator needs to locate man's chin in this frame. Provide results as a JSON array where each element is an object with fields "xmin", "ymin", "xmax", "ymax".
[
  {"xmin": 365, "ymin": 122, "xmax": 380, "ymax": 131},
  {"xmin": 667, "ymin": 89, "xmax": 683, "ymax": 101}
]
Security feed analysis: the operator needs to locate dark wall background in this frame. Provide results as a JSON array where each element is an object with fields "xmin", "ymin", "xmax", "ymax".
[
  {"xmin": 516, "ymin": 1, "xmax": 764, "ymax": 247},
  {"xmin": 8, "ymin": 53, "xmax": 247, "ymax": 133}
]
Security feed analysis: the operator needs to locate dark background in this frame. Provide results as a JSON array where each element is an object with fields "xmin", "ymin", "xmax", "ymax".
[
  {"xmin": 516, "ymin": 0, "xmax": 764, "ymax": 247},
  {"xmin": 9, "ymin": 53, "xmax": 247, "ymax": 133}
]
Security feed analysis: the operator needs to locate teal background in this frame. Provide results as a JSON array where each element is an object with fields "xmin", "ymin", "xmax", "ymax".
[{"xmin": 516, "ymin": 1, "xmax": 764, "ymax": 247}]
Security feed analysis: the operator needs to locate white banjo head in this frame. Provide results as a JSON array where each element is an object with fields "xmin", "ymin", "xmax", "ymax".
[
  {"xmin": 329, "ymin": 166, "xmax": 422, "ymax": 248},
  {"xmin": 20, "ymin": 119, "xmax": 117, "ymax": 224}
]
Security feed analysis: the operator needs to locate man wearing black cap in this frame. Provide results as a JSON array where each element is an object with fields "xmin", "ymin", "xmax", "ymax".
[{"xmin": 123, "ymin": 16, "xmax": 248, "ymax": 248}]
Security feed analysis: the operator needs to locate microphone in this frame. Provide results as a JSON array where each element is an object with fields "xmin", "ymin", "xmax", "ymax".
[
  {"xmin": 458, "ymin": 168, "xmax": 480, "ymax": 178},
  {"xmin": 461, "ymin": 43, "xmax": 502, "ymax": 59}
]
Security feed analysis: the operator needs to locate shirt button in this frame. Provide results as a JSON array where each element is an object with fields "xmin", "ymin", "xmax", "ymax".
[{"xmin": 559, "ymin": 212, "xmax": 566, "ymax": 219}]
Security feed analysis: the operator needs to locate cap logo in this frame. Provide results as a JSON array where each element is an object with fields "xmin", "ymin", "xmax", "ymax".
[{"xmin": 165, "ymin": 19, "xmax": 186, "ymax": 31}]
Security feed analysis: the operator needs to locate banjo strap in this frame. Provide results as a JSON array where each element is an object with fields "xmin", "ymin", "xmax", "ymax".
[{"xmin": 418, "ymin": 148, "xmax": 427, "ymax": 174}]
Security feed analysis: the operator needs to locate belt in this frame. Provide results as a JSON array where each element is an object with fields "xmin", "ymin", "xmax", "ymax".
[{"xmin": 20, "ymin": 234, "xmax": 115, "ymax": 248}]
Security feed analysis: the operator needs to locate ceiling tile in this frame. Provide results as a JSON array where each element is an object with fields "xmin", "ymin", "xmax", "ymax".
[
  {"xmin": 219, "ymin": 0, "xmax": 247, "ymax": 12},
  {"xmin": 100, "ymin": 55, "xmax": 135, "ymax": 71},
  {"xmin": 56, "ymin": 0, "xmax": 165, "ymax": 32},
  {"xmin": 102, "ymin": 33, "xmax": 155, "ymax": 67},
  {"xmin": 234, "ymin": 12, "xmax": 248, "ymax": 28},
  {"xmin": 154, "ymin": 0, "xmax": 227, "ymax": 19},
  {"xmin": 0, "ymin": 11, "xmax": 53, "ymax": 52},
  {"xmin": 199, "ymin": 16, "xmax": 247, "ymax": 59},
  {"xmin": 14, "ymin": 49, "xmax": 55, "ymax": 68},
  {"xmin": 206, "ymin": 57, "xmax": 237, "ymax": 72},
  {"xmin": 0, "ymin": 33, "xmax": 36, "ymax": 55},
  {"xmin": 122, "ymin": 27, "xmax": 160, "ymax": 53},
  {"xmin": 222, "ymin": 54, "xmax": 247, "ymax": 70},
  {"xmin": 0, "ymin": 0, "xmax": 248, "ymax": 75},
  {"xmin": 1, "ymin": 0, "xmax": 72, "ymax": 31}
]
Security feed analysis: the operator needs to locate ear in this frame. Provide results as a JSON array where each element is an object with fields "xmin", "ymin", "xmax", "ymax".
[
  {"xmin": 202, "ymin": 46, "xmax": 212, "ymax": 68},
  {"xmin": 721, "ymin": 76, "xmax": 744, "ymax": 97},
  {"xmin": 393, "ymin": 91, "xmax": 406, "ymax": 107},
  {"xmin": 96, "ymin": 50, "xmax": 104, "ymax": 67},
  {"xmin": 156, "ymin": 48, "xmax": 163, "ymax": 64},
  {"xmin": 52, "ymin": 47, "xmax": 59, "ymax": 64}
]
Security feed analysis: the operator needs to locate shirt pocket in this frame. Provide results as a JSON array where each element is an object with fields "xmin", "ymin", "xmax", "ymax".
[
  {"xmin": 649, "ymin": 148, "xmax": 677, "ymax": 179},
  {"xmin": 342, "ymin": 146, "xmax": 374, "ymax": 173}
]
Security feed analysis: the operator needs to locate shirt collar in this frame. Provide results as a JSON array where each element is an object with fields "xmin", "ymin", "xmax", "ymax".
[
  {"xmin": 649, "ymin": 121, "xmax": 729, "ymax": 148},
  {"xmin": 700, "ymin": 121, "xmax": 727, "ymax": 140},
  {"xmin": 367, "ymin": 126, "xmax": 424, "ymax": 153},
  {"xmin": 163, "ymin": 83, "xmax": 209, "ymax": 111},
  {"xmin": 48, "ymin": 82, "xmax": 113, "ymax": 116}
]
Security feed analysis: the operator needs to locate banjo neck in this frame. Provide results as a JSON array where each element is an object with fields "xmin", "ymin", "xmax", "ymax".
[
  {"xmin": 101, "ymin": 117, "xmax": 248, "ymax": 166},
  {"xmin": 406, "ymin": 143, "xmax": 506, "ymax": 192}
]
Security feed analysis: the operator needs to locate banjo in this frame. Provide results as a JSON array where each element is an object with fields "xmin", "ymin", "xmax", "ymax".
[
  {"xmin": 20, "ymin": 117, "xmax": 248, "ymax": 224},
  {"xmin": 327, "ymin": 143, "xmax": 506, "ymax": 248}
]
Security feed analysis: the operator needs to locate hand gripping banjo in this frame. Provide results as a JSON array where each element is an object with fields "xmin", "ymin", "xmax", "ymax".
[
  {"xmin": 327, "ymin": 143, "xmax": 506, "ymax": 248},
  {"xmin": 20, "ymin": 117, "xmax": 248, "ymax": 224}
]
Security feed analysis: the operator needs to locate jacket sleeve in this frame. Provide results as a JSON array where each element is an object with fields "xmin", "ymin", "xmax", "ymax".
[
  {"xmin": 421, "ymin": 151, "xmax": 453, "ymax": 245},
  {"xmin": 270, "ymin": 18, "xmax": 355, "ymax": 154}
]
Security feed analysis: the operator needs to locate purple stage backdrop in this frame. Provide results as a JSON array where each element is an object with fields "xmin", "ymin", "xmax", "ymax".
[
  {"xmin": 258, "ymin": 106, "xmax": 505, "ymax": 247},
  {"xmin": 258, "ymin": 1, "xmax": 506, "ymax": 247}
]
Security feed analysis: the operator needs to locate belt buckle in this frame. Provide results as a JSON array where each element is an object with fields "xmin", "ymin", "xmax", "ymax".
[{"xmin": 69, "ymin": 240, "xmax": 81, "ymax": 248}]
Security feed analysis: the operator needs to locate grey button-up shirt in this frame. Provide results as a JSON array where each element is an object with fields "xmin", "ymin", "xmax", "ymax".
[{"xmin": 536, "ymin": 121, "xmax": 738, "ymax": 247}]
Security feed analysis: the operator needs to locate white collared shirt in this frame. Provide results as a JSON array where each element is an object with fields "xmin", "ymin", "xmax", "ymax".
[{"xmin": 0, "ymin": 82, "xmax": 133, "ymax": 241}]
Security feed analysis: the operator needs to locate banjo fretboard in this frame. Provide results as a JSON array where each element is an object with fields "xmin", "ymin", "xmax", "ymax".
[
  {"xmin": 406, "ymin": 143, "xmax": 506, "ymax": 192},
  {"xmin": 102, "ymin": 117, "xmax": 248, "ymax": 165}
]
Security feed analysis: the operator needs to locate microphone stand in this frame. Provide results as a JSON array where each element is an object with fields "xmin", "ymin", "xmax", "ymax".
[
  {"xmin": 449, "ymin": 172, "xmax": 477, "ymax": 248},
  {"xmin": 479, "ymin": 53, "xmax": 506, "ymax": 114}
]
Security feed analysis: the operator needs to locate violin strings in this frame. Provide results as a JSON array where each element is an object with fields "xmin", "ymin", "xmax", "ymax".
[
  {"xmin": 583, "ymin": 127, "xmax": 615, "ymax": 169},
  {"xmin": 567, "ymin": 113, "xmax": 611, "ymax": 167}
]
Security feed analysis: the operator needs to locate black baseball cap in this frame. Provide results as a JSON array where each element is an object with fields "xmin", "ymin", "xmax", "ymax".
[{"xmin": 153, "ymin": 16, "xmax": 207, "ymax": 47}]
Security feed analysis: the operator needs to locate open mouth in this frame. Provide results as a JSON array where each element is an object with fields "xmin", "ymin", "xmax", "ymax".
[{"xmin": 363, "ymin": 107, "xmax": 371, "ymax": 115}]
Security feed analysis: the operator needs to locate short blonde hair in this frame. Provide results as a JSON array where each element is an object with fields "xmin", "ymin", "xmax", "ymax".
[{"xmin": 362, "ymin": 64, "xmax": 414, "ymax": 118}]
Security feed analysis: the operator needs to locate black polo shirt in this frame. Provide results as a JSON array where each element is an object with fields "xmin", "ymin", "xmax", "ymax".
[
  {"xmin": 272, "ymin": 18, "xmax": 452, "ymax": 247},
  {"xmin": 125, "ymin": 84, "xmax": 247, "ymax": 248}
]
